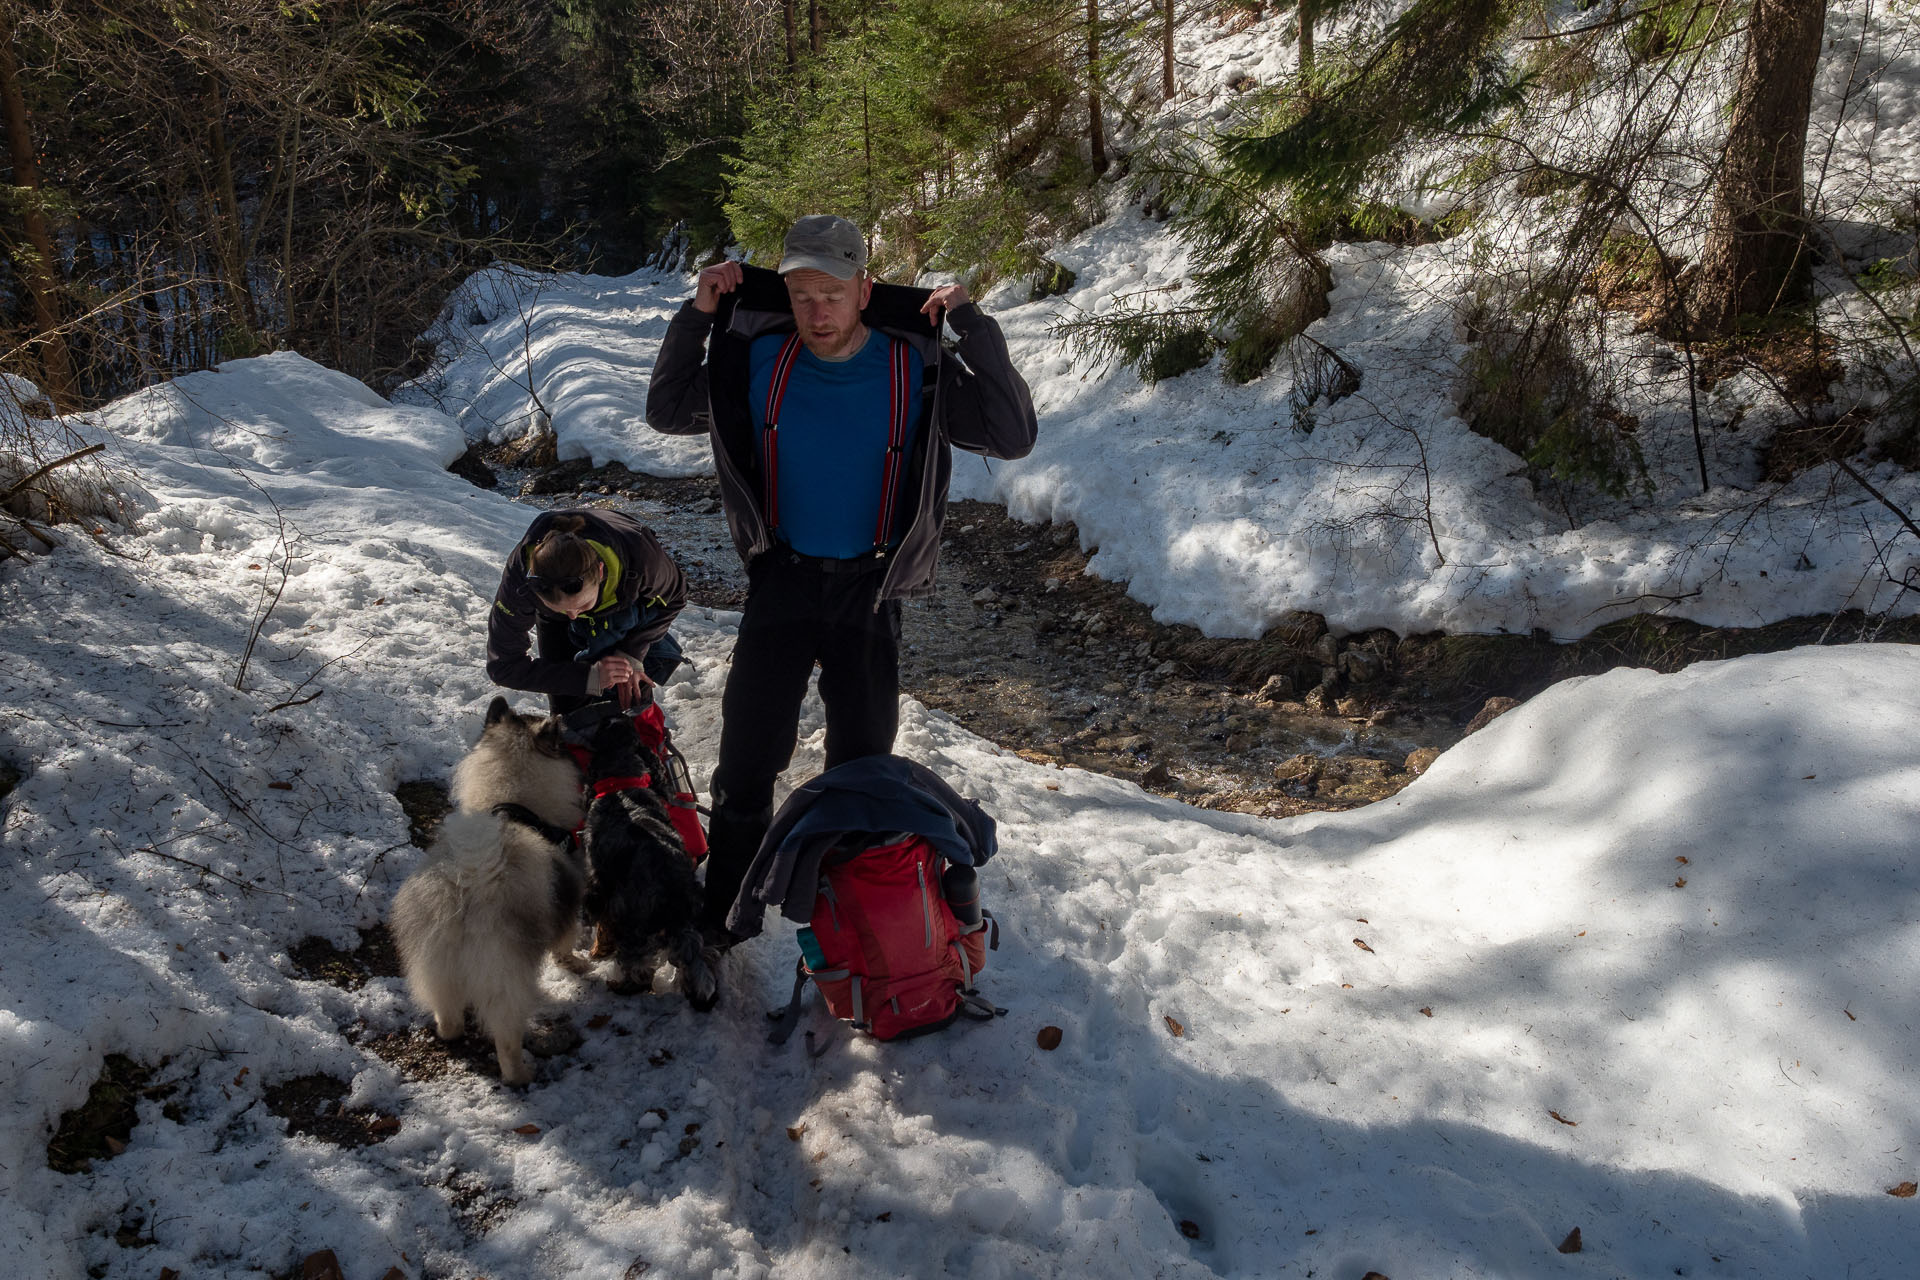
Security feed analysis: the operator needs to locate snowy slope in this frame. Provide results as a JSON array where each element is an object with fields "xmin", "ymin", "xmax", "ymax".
[{"xmin": 4, "ymin": 354, "xmax": 1916, "ymax": 1280}]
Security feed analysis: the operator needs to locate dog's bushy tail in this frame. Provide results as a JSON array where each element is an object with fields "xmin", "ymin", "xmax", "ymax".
[{"xmin": 670, "ymin": 926, "xmax": 720, "ymax": 1013}]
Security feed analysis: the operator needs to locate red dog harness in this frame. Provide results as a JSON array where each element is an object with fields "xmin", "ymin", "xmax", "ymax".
[{"xmin": 568, "ymin": 702, "xmax": 707, "ymax": 862}]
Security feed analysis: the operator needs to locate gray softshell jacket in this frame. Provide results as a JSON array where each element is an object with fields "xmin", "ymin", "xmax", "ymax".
[{"xmin": 643, "ymin": 268, "xmax": 1038, "ymax": 601}]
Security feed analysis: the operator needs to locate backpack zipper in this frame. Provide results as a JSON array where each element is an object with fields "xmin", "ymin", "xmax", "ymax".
[
  {"xmin": 821, "ymin": 880, "xmax": 841, "ymax": 932},
  {"xmin": 917, "ymin": 860, "xmax": 933, "ymax": 948}
]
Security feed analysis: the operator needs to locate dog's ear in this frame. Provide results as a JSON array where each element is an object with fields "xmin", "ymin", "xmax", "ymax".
[
  {"xmin": 532, "ymin": 716, "xmax": 568, "ymax": 758},
  {"xmin": 485, "ymin": 695, "xmax": 513, "ymax": 727}
]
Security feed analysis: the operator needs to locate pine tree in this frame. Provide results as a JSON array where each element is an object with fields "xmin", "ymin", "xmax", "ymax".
[{"xmin": 1691, "ymin": 0, "xmax": 1828, "ymax": 336}]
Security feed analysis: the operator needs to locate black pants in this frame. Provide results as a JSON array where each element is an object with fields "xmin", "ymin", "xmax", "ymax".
[
  {"xmin": 702, "ymin": 549, "xmax": 902, "ymax": 931},
  {"xmin": 537, "ymin": 620, "xmax": 685, "ymax": 716}
]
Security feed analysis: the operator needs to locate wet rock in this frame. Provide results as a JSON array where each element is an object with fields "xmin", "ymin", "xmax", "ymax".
[
  {"xmin": 1404, "ymin": 746, "xmax": 1443, "ymax": 775},
  {"xmin": 1275, "ymin": 755, "xmax": 1323, "ymax": 784},
  {"xmin": 1312, "ymin": 633, "xmax": 1341, "ymax": 665},
  {"xmin": 520, "ymin": 457, "xmax": 595, "ymax": 495},
  {"xmin": 1095, "ymin": 734, "xmax": 1153, "ymax": 754},
  {"xmin": 1255, "ymin": 674, "xmax": 1294, "ymax": 702},
  {"xmin": 971, "ymin": 587, "xmax": 1000, "ymax": 606},
  {"xmin": 1464, "ymin": 695, "xmax": 1522, "ymax": 735},
  {"xmin": 1341, "ymin": 646, "xmax": 1385, "ymax": 683},
  {"xmin": 1302, "ymin": 684, "xmax": 1337, "ymax": 715}
]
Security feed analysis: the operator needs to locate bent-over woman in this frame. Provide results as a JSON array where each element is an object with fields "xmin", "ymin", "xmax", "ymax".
[{"xmin": 487, "ymin": 509, "xmax": 687, "ymax": 713}]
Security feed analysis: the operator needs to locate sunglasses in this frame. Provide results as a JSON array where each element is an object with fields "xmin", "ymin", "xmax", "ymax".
[{"xmin": 527, "ymin": 573, "xmax": 587, "ymax": 600}]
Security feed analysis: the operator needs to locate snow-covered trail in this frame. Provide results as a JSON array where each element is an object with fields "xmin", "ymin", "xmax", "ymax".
[{"xmin": 3, "ymin": 353, "xmax": 1917, "ymax": 1279}]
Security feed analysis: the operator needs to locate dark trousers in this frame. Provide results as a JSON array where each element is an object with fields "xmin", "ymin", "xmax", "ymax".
[
  {"xmin": 702, "ymin": 550, "xmax": 902, "ymax": 931},
  {"xmin": 537, "ymin": 619, "xmax": 685, "ymax": 715}
]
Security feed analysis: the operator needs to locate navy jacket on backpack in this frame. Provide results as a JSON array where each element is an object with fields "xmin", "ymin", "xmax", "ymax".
[{"xmin": 724, "ymin": 754, "xmax": 997, "ymax": 938}]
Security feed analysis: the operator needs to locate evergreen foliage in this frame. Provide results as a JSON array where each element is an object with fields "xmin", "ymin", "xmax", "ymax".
[{"xmin": 725, "ymin": 0, "xmax": 1097, "ymax": 282}]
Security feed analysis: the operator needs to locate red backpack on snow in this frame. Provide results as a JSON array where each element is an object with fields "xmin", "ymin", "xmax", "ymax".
[{"xmin": 767, "ymin": 833, "xmax": 999, "ymax": 1044}]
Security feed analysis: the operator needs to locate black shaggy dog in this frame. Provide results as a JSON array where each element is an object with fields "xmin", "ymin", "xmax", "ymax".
[{"xmin": 578, "ymin": 713, "xmax": 719, "ymax": 1012}]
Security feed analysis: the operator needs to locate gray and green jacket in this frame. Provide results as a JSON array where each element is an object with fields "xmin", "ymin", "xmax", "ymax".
[{"xmin": 486, "ymin": 508, "xmax": 687, "ymax": 698}]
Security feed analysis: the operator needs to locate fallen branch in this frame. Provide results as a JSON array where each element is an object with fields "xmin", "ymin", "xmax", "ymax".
[
  {"xmin": 0, "ymin": 442, "xmax": 106, "ymax": 503},
  {"xmin": 264, "ymin": 689, "xmax": 323, "ymax": 713}
]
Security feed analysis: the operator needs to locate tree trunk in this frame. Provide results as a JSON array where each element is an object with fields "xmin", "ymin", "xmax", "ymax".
[
  {"xmin": 0, "ymin": 13, "xmax": 74, "ymax": 407},
  {"xmin": 202, "ymin": 78, "xmax": 259, "ymax": 332},
  {"xmin": 1299, "ymin": 0, "xmax": 1315, "ymax": 77},
  {"xmin": 1692, "ymin": 0, "xmax": 1827, "ymax": 337},
  {"xmin": 1162, "ymin": 0, "xmax": 1175, "ymax": 100},
  {"xmin": 1087, "ymin": 0, "xmax": 1107, "ymax": 175},
  {"xmin": 809, "ymin": 0, "xmax": 823, "ymax": 55},
  {"xmin": 784, "ymin": 0, "xmax": 797, "ymax": 74}
]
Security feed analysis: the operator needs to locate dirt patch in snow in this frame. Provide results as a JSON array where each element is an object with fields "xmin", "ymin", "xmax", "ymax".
[{"xmin": 483, "ymin": 453, "xmax": 1919, "ymax": 816}]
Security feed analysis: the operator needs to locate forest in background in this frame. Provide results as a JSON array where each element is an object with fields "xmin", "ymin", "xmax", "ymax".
[{"xmin": 3, "ymin": 0, "xmax": 1918, "ymax": 528}]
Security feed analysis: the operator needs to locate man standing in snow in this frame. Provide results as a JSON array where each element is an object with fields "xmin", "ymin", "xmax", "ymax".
[{"xmin": 645, "ymin": 214, "xmax": 1038, "ymax": 944}]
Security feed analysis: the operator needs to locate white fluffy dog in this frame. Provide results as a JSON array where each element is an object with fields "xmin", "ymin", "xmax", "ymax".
[{"xmin": 391, "ymin": 697, "xmax": 586, "ymax": 1085}]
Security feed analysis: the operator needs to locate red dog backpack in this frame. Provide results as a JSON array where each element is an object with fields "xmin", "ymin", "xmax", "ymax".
[
  {"xmin": 767, "ymin": 833, "xmax": 999, "ymax": 1044},
  {"xmin": 559, "ymin": 698, "xmax": 708, "ymax": 861},
  {"xmin": 630, "ymin": 700, "xmax": 707, "ymax": 860}
]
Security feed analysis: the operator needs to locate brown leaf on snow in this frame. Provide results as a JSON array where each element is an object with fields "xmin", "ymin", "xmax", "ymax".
[
  {"xmin": 1419, "ymin": 1007, "xmax": 1434, "ymax": 1018},
  {"xmin": 512, "ymin": 1123, "xmax": 540, "ymax": 1136},
  {"xmin": 1675, "ymin": 855, "xmax": 1689, "ymax": 865},
  {"xmin": 1549, "ymin": 1110, "xmax": 1579, "ymax": 1127},
  {"xmin": 103, "ymin": 1135, "xmax": 126, "ymax": 1155},
  {"xmin": 1845, "ymin": 1007, "xmax": 1857, "ymax": 1022},
  {"xmin": 301, "ymin": 1251, "xmax": 347, "ymax": 1280},
  {"xmin": 1557, "ymin": 1227, "xmax": 1583, "ymax": 1253},
  {"xmin": 381, "ymin": 1270, "xmax": 407, "ymax": 1280},
  {"xmin": 787, "ymin": 1125, "xmax": 806, "ymax": 1141},
  {"xmin": 1889, "ymin": 1181, "xmax": 1918, "ymax": 1198},
  {"xmin": 1361, "ymin": 1273, "xmax": 1392, "ymax": 1280},
  {"xmin": 1178, "ymin": 1220, "xmax": 1202, "ymax": 1239},
  {"xmin": 268, "ymin": 781, "xmax": 294, "ymax": 791},
  {"xmin": 587, "ymin": 1013, "xmax": 612, "ymax": 1030},
  {"xmin": 1037, "ymin": 1026, "xmax": 1064, "ymax": 1051},
  {"xmin": 1673, "ymin": 877, "xmax": 1687, "ymax": 888},
  {"xmin": 1164, "ymin": 1015, "xmax": 1185, "ymax": 1038},
  {"xmin": 369, "ymin": 1114, "xmax": 401, "ymax": 1136},
  {"xmin": 1353, "ymin": 938, "xmax": 1375, "ymax": 953}
]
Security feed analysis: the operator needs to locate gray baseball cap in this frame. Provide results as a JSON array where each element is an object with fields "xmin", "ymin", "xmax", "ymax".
[{"xmin": 779, "ymin": 214, "xmax": 867, "ymax": 280}]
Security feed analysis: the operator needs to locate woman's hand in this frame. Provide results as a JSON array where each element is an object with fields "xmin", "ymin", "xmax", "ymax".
[{"xmin": 590, "ymin": 654, "xmax": 652, "ymax": 708}]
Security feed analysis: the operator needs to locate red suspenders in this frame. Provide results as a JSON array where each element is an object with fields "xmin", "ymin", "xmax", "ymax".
[
  {"xmin": 759, "ymin": 333, "xmax": 805, "ymax": 531},
  {"xmin": 759, "ymin": 332, "xmax": 914, "ymax": 553}
]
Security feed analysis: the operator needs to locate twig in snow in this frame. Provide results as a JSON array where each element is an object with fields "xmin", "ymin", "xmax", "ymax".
[{"xmin": 0, "ymin": 443, "xmax": 107, "ymax": 503}]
